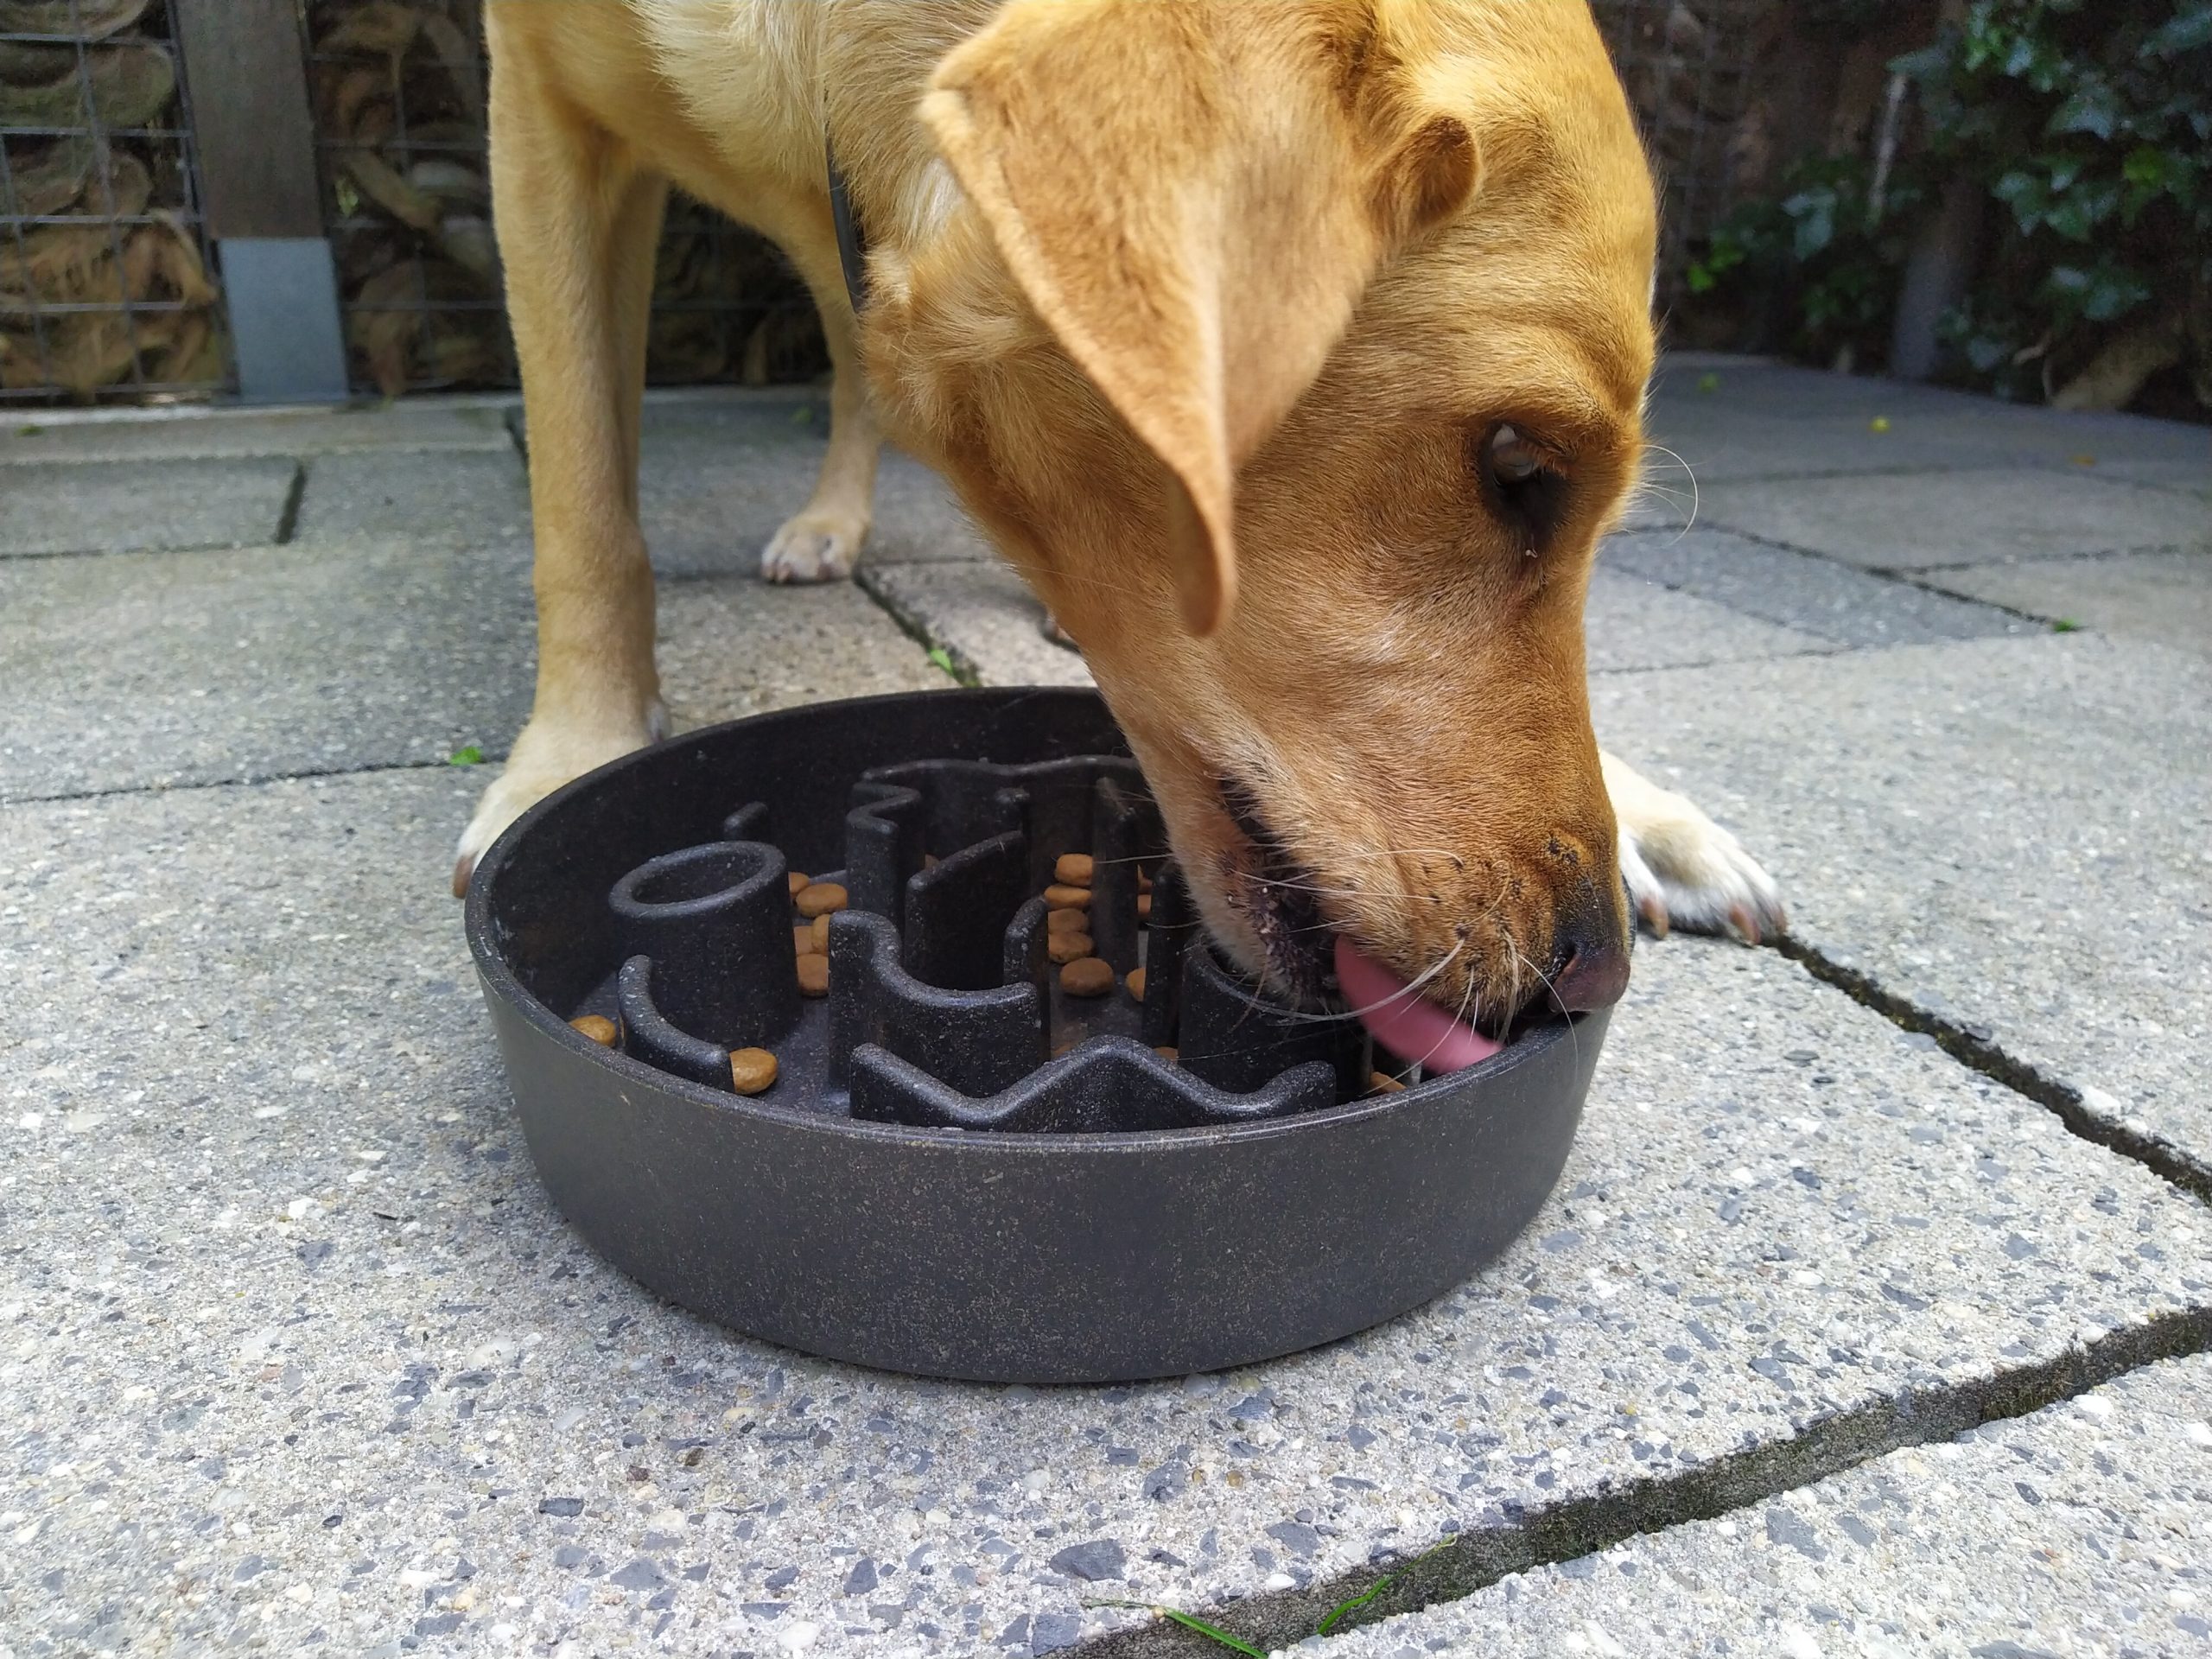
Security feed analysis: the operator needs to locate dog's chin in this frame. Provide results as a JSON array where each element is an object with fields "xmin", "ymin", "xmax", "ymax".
[{"xmin": 1203, "ymin": 781, "xmax": 1338, "ymax": 1010}]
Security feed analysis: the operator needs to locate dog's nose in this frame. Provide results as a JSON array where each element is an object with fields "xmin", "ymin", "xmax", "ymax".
[{"xmin": 1545, "ymin": 911, "xmax": 1631, "ymax": 1014}]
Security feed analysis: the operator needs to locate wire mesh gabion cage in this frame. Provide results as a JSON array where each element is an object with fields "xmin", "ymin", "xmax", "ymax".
[
  {"xmin": 306, "ymin": 0, "xmax": 826, "ymax": 397},
  {"xmin": 0, "ymin": 0, "xmax": 228, "ymax": 404},
  {"xmin": 1590, "ymin": 0, "xmax": 1769, "ymax": 312}
]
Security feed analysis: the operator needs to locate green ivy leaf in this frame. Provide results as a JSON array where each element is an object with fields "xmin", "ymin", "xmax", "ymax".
[
  {"xmin": 2144, "ymin": 8, "xmax": 2212, "ymax": 56},
  {"xmin": 448, "ymin": 746, "xmax": 485, "ymax": 767},
  {"xmin": 2049, "ymin": 83, "xmax": 2119, "ymax": 139},
  {"xmin": 1783, "ymin": 188, "xmax": 1838, "ymax": 258},
  {"xmin": 2122, "ymin": 145, "xmax": 2171, "ymax": 189}
]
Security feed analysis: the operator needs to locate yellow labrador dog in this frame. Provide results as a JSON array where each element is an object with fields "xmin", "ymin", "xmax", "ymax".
[{"xmin": 456, "ymin": 0, "xmax": 1783, "ymax": 1048}]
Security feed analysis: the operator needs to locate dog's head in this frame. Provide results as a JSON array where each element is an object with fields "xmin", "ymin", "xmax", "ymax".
[{"xmin": 865, "ymin": 0, "xmax": 1656, "ymax": 1041}]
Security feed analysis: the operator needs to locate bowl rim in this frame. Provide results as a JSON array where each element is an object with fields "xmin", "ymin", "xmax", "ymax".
[{"xmin": 465, "ymin": 687, "xmax": 1595, "ymax": 1157}]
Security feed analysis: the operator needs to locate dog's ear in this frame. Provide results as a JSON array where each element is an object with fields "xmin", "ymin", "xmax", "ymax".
[{"xmin": 924, "ymin": 0, "xmax": 1477, "ymax": 636}]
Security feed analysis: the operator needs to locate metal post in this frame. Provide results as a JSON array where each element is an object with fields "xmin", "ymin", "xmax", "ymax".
[{"xmin": 173, "ymin": 0, "xmax": 348, "ymax": 402}]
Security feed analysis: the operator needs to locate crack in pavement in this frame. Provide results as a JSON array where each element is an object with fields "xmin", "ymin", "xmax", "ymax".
[
  {"xmin": 1077, "ymin": 1291, "xmax": 2212, "ymax": 1657},
  {"xmin": 1075, "ymin": 941, "xmax": 2212, "ymax": 1655},
  {"xmin": 1776, "ymin": 936, "xmax": 2212, "ymax": 1205}
]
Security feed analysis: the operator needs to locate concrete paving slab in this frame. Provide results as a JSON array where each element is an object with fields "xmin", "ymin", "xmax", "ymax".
[
  {"xmin": 1924, "ymin": 550, "xmax": 2212, "ymax": 656},
  {"xmin": 0, "ymin": 458, "xmax": 298, "ymax": 557},
  {"xmin": 654, "ymin": 575, "xmax": 957, "ymax": 729},
  {"xmin": 1592, "ymin": 632, "xmax": 2212, "ymax": 1180},
  {"xmin": 290, "ymin": 450, "xmax": 531, "ymax": 548},
  {"xmin": 860, "ymin": 561, "xmax": 1096, "ymax": 688},
  {"xmin": 1585, "ymin": 568, "xmax": 1831, "ymax": 671},
  {"xmin": 2094, "ymin": 454, "xmax": 2211, "ymax": 499},
  {"xmin": 1329, "ymin": 1350, "xmax": 2212, "ymax": 1659},
  {"xmin": 4, "ymin": 768, "xmax": 2208, "ymax": 1657},
  {"xmin": 0, "ymin": 537, "xmax": 534, "ymax": 800},
  {"xmin": 0, "ymin": 542, "xmax": 951, "ymax": 804},
  {"xmin": 861, "ymin": 562, "xmax": 1827, "ymax": 689},
  {"xmin": 1639, "ymin": 414, "xmax": 2026, "ymax": 492},
  {"xmin": 1602, "ymin": 528, "xmax": 2037, "ymax": 649},
  {"xmin": 1698, "ymin": 467, "xmax": 2209, "ymax": 569},
  {"xmin": 639, "ymin": 420, "xmax": 991, "ymax": 579},
  {"xmin": 0, "ymin": 400, "xmax": 515, "ymax": 465}
]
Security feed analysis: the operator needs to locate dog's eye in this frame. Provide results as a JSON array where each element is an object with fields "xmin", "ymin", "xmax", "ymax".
[
  {"xmin": 1489, "ymin": 424, "xmax": 1544, "ymax": 485},
  {"xmin": 1477, "ymin": 423, "xmax": 1565, "ymax": 550}
]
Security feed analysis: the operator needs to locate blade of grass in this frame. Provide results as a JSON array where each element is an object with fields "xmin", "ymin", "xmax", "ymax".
[
  {"xmin": 1316, "ymin": 1532, "xmax": 1459, "ymax": 1637},
  {"xmin": 1083, "ymin": 1600, "xmax": 1267, "ymax": 1658}
]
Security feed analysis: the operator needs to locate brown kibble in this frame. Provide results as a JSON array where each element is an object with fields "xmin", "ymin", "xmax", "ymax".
[
  {"xmin": 1153, "ymin": 1045, "xmax": 1179, "ymax": 1062},
  {"xmin": 1136, "ymin": 893, "xmax": 1152, "ymax": 919},
  {"xmin": 796, "ymin": 953, "xmax": 830, "ymax": 996},
  {"xmin": 1125, "ymin": 966, "xmax": 1147, "ymax": 1001},
  {"xmin": 1052, "ymin": 1039, "xmax": 1077, "ymax": 1058},
  {"xmin": 795, "ymin": 881, "xmax": 848, "ymax": 918},
  {"xmin": 793, "ymin": 925, "xmax": 815, "ymax": 958},
  {"xmin": 728, "ymin": 1047, "xmax": 779, "ymax": 1096},
  {"xmin": 1370, "ymin": 1071, "xmax": 1406, "ymax": 1094},
  {"xmin": 810, "ymin": 913, "xmax": 831, "ymax": 953},
  {"xmin": 1059, "ymin": 957, "xmax": 1114, "ymax": 997},
  {"xmin": 924, "ymin": 852, "xmax": 939, "ymax": 869},
  {"xmin": 1042, "ymin": 883, "xmax": 1091, "ymax": 909},
  {"xmin": 1053, "ymin": 853, "xmax": 1095, "ymax": 887},
  {"xmin": 1046, "ymin": 906, "xmax": 1087, "ymax": 935},
  {"xmin": 786, "ymin": 870, "xmax": 810, "ymax": 897},
  {"xmin": 1047, "ymin": 931, "xmax": 1095, "ymax": 964},
  {"xmin": 569, "ymin": 1014, "xmax": 618, "ymax": 1047}
]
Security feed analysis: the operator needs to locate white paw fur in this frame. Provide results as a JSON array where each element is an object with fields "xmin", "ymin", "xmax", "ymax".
[
  {"xmin": 452, "ymin": 701, "xmax": 669, "ymax": 897},
  {"xmin": 760, "ymin": 506, "xmax": 868, "ymax": 583},
  {"xmin": 1602, "ymin": 751, "xmax": 1786, "ymax": 944}
]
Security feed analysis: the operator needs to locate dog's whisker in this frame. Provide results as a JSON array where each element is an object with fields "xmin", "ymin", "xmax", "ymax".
[
  {"xmin": 1414, "ymin": 960, "xmax": 1483, "ymax": 1069},
  {"xmin": 1641, "ymin": 442, "xmax": 1701, "ymax": 537}
]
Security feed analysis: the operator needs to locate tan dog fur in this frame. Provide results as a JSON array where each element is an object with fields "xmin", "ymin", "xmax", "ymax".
[{"xmin": 460, "ymin": 0, "xmax": 1784, "ymax": 1032}]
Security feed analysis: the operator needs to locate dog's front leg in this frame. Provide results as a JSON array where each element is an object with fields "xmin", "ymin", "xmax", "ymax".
[
  {"xmin": 454, "ymin": 37, "xmax": 671, "ymax": 895},
  {"xmin": 1601, "ymin": 751, "xmax": 1787, "ymax": 944},
  {"xmin": 760, "ymin": 271, "xmax": 880, "ymax": 583}
]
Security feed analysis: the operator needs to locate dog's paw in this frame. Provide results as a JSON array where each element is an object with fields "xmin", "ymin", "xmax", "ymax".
[
  {"xmin": 1603, "ymin": 753, "xmax": 1785, "ymax": 944},
  {"xmin": 451, "ymin": 705, "xmax": 667, "ymax": 898},
  {"xmin": 761, "ymin": 507, "xmax": 867, "ymax": 583}
]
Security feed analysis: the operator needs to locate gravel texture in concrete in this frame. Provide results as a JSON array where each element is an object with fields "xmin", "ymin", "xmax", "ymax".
[
  {"xmin": 290, "ymin": 451, "xmax": 531, "ymax": 548},
  {"xmin": 0, "ymin": 458, "xmax": 300, "ymax": 557},
  {"xmin": 1583, "ymin": 569, "xmax": 1827, "ymax": 671},
  {"xmin": 1329, "ymin": 1350, "xmax": 2212, "ymax": 1659},
  {"xmin": 4, "ymin": 773, "xmax": 2209, "ymax": 1656},
  {"xmin": 653, "ymin": 577, "xmax": 957, "ymax": 730},
  {"xmin": 0, "ymin": 543, "xmax": 949, "ymax": 804},
  {"xmin": 1648, "ymin": 360, "xmax": 2211, "ymax": 475},
  {"xmin": 0, "ymin": 401, "xmax": 513, "ymax": 465},
  {"xmin": 639, "ymin": 416, "xmax": 991, "ymax": 579},
  {"xmin": 1602, "ymin": 528, "xmax": 2035, "ymax": 650},
  {"xmin": 1924, "ymin": 550, "xmax": 2212, "ymax": 656},
  {"xmin": 1595, "ymin": 632, "xmax": 2212, "ymax": 1180},
  {"xmin": 859, "ymin": 562, "xmax": 1096, "ymax": 689},
  {"xmin": 1697, "ymin": 467, "xmax": 2209, "ymax": 570},
  {"xmin": 0, "ymin": 537, "xmax": 534, "ymax": 800}
]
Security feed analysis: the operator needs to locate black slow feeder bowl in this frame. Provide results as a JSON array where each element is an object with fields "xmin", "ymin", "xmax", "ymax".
[{"xmin": 467, "ymin": 688, "xmax": 1606, "ymax": 1383}]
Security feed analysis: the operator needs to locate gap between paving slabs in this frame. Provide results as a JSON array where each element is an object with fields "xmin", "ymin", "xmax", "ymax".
[{"xmin": 1072, "ymin": 940, "xmax": 2212, "ymax": 1658}]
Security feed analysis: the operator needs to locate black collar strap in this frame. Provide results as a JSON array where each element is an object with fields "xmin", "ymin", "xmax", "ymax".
[{"xmin": 827, "ymin": 141, "xmax": 869, "ymax": 314}]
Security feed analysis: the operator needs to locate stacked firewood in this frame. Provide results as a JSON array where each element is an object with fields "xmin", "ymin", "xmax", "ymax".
[
  {"xmin": 311, "ymin": 0, "xmax": 823, "ymax": 396},
  {"xmin": 0, "ymin": 0, "xmax": 224, "ymax": 398}
]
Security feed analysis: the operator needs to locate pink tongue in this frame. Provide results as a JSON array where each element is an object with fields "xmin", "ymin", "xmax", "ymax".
[{"xmin": 1334, "ymin": 936, "xmax": 1503, "ymax": 1074}]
